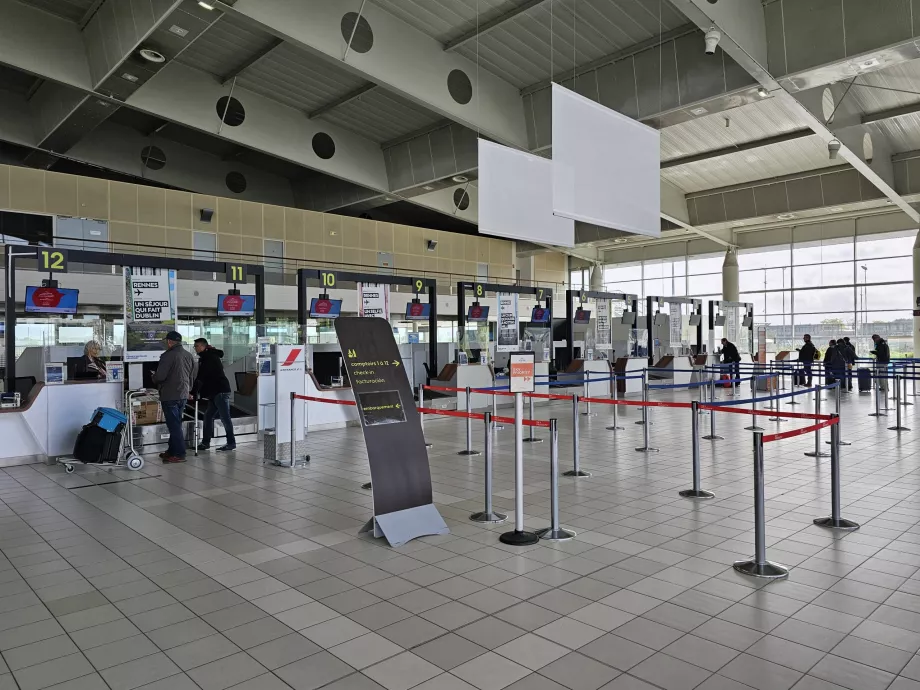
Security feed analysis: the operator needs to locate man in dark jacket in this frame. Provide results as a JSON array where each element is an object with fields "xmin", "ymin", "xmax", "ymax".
[
  {"xmin": 193, "ymin": 338, "xmax": 236, "ymax": 452},
  {"xmin": 153, "ymin": 331, "xmax": 197, "ymax": 463},
  {"xmin": 797, "ymin": 334, "xmax": 817, "ymax": 387},
  {"xmin": 871, "ymin": 334, "xmax": 891, "ymax": 394},
  {"xmin": 720, "ymin": 338, "xmax": 741, "ymax": 382},
  {"xmin": 824, "ymin": 339, "xmax": 845, "ymax": 386},
  {"xmin": 839, "ymin": 337, "xmax": 856, "ymax": 391}
]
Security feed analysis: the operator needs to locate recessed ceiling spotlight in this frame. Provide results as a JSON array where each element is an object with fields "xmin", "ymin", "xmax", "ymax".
[
  {"xmin": 859, "ymin": 58, "xmax": 880, "ymax": 70},
  {"xmin": 452, "ymin": 175, "xmax": 468, "ymax": 183},
  {"xmin": 198, "ymin": 1, "xmax": 215, "ymax": 9},
  {"xmin": 422, "ymin": 185, "xmax": 434, "ymax": 191},
  {"xmin": 776, "ymin": 213, "xmax": 796, "ymax": 220},
  {"xmin": 168, "ymin": 25, "xmax": 188, "ymax": 37},
  {"xmin": 613, "ymin": 238, "xmax": 629, "ymax": 244},
  {"xmin": 690, "ymin": 106, "xmax": 708, "ymax": 116},
  {"xmin": 139, "ymin": 48, "xmax": 166, "ymax": 63},
  {"xmin": 734, "ymin": 222, "xmax": 746, "ymax": 227},
  {"xmin": 121, "ymin": 73, "xmax": 138, "ymax": 83},
  {"xmin": 829, "ymin": 206, "xmax": 845, "ymax": 212},
  {"xmin": 757, "ymin": 87, "xmax": 769, "ymax": 98}
]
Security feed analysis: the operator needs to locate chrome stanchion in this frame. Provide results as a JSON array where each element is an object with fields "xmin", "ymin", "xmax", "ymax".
[
  {"xmin": 888, "ymin": 375, "xmax": 911, "ymax": 432},
  {"xmin": 457, "ymin": 387, "xmax": 481, "ymax": 456},
  {"xmin": 581, "ymin": 373, "xmax": 595, "ymax": 417},
  {"xmin": 869, "ymin": 371, "xmax": 887, "ymax": 417},
  {"xmin": 814, "ymin": 415, "xmax": 860, "ymax": 531},
  {"xmin": 902, "ymin": 372, "xmax": 913, "ymax": 406},
  {"xmin": 500, "ymin": 393, "xmax": 539, "ymax": 545},
  {"xmin": 786, "ymin": 366, "xmax": 801, "ymax": 406},
  {"xmin": 491, "ymin": 389, "xmax": 504, "ymax": 431},
  {"xmin": 564, "ymin": 394, "xmax": 591, "ymax": 477},
  {"xmin": 606, "ymin": 374, "xmax": 624, "ymax": 431},
  {"xmin": 804, "ymin": 388, "xmax": 830, "ymax": 458},
  {"xmin": 745, "ymin": 376, "xmax": 763, "ymax": 431},
  {"xmin": 703, "ymin": 378, "xmax": 723, "ymax": 441},
  {"xmin": 635, "ymin": 369, "xmax": 648, "ymax": 425},
  {"xmin": 912, "ymin": 361, "xmax": 919, "ymax": 397},
  {"xmin": 768, "ymin": 375, "xmax": 786, "ymax": 423},
  {"xmin": 635, "ymin": 387, "xmax": 658, "ymax": 453},
  {"xmin": 419, "ymin": 384, "xmax": 433, "ymax": 448},
  {"xmin": 826, "ymin": 383, "xmax": 851, "ymax": 446},
  {"xmin": 523, "ymin": 393, "xmax": 543, "ymax": 443},
  {"xmin": 470, "ymin": 412, "xmax": 507, "ymax": 524},
  {"xmin": 734, "ymin": 431, "xmax": 789, "ymax": 579},
  {"xmin": 536, "ymin": 420, "xmax": 576, "ymax": 541},
  {"xmin": 680, "ymin": 401, "xmax": 714, "ymax": 499}
]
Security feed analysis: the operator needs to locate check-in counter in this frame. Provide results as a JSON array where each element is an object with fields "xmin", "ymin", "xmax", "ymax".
[
  {"xmin": 0, "ymin": 380, "xmax": 123, "ymax": 465},
  {"xmin": 614, "ymin": 357, "xmax": 646, "ymax": 395},
  {"xmin": 556, "ymin": 360, "xmax": 611, "ymax": 397},
  {"xmin": 454, "ymin": 365, "xmax": 494, "ymax": 411},
  {"xmin": 304, "ymin": 371, "xmax": 358, "ymax": 431}
]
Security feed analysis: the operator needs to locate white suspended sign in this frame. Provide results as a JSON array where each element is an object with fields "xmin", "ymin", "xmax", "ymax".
[
  {"xmin": 358, "ymin": 283, "xmax": 390, "ymax": 320},
  {"xmin": 497, "ymin": 293, "xmax": 519, "ymax": 352},
  {"xmin": 127, "ymin": 271, "xmax": 174, "ymax": 322},
  {"xmin": 669, "ymin": 303, "xmax": 682, "ymax": 346},
  {"xmin": 596, "ymin": 299, "xmax": 612, "ymax": 351}
]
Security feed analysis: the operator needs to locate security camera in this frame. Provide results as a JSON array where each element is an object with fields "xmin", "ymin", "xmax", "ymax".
[
  {"xmin": 828, "ymin": 139, "xmax": 841, "ymax": 160},
  {"xmin": 704, "ymin": 27, "xmax": 721, "ymax": 55}
]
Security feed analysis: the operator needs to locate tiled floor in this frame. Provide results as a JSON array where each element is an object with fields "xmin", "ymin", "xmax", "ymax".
[{"xmin": 2, "ymin": 383, "xmax": 920, "ymax": 690}]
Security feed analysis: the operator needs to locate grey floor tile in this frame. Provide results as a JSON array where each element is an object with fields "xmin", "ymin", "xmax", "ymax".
[
  {"xmin": 630, "ymin": 652, "xmax": 712, "ymax": 690},
  {"xmin": 274, "ymin": 650, "xmax": 356, "ymax": 690},
  {"xmin": 376, "ymin": 615, "xmax": 447, "ymax": 648},
  {"xmin": 83, "ymin": 634, "xmax": 160, "ymax": 671},
  {"xmin": 328, "ymin": 632, "xmax": 403, "ymax": 670},
  {"xmin": 164, "ymin": 633, "xmax": 241, "ymax": 671},
  {"xmin": 11, "ymin": 652, "xmax": 95, "ymax": 690},
  {"xmin": 719, "ymin": 653, "xmax": 804, "ymax": 690},
  {"xmin": 248, "ymin": 632, "xmax": 322, "ymax": 670},
  {"xmin": 579, "ymin": 634, "xmax": 656, "ymax": 671},
  {"xmin": 808, "ymin": 655, "xmax": 896, "ymax": 690},
  {"xmin": 451, "ymin": 651, "xmax": 532, "ymax": 690},
  {"xmin": 538, "ymin": 651, "xmax": 621, "ymax": 690},
  {"xmin": 662, "ymin": 634, "xmax": 740, "ymax": 673},
  {"xmin": 186, "ymin": 651, "xmax": 266, "ymax": 690},
  {"xmin": 98, "ymin": 652, "xmax": 182, "ymax": 690}
]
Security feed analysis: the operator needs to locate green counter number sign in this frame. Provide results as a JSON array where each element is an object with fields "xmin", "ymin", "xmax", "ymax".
[
  {"xmin": 39, "ymin": 248, "xmax": 68, "ymax": 273},
  {"xmin": 226, "ymin": 264, "xmax": 247, "ymax": 284},
  {"xmin": 413, "ymin": 278, "xmax": 424, "ymax": 294},
  {"xmin": 321, "ymin": 271, "xmax": 336, "ymax": 288}
]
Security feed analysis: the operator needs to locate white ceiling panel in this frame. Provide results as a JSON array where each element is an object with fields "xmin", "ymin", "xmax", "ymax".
[
  {"xmin": 14, "ymin": 0, "xmax": 95, "ymax": 23},
  {"xmin": 663, "ymin": 134, "xmax": 842, "ymax": 193},
  {"xmin": 176, "ymin": 15, "xmax": 277, "ymax": 79},
  {"xmin": 368, "ymin": 0, "xmax": 527, "ymax": 43},
  {"xmin": 661, "ymin": 97, "xmax": 809, "ymax": 161}
]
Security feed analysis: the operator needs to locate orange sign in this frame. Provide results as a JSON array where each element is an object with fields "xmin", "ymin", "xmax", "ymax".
[{"xmin": 510, "ymin": 353, "xmax": 535, "ymax": 393}]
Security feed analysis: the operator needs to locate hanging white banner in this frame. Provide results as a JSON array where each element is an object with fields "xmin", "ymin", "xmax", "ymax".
[
  {"xmin": 358, "ymin": 283, "xmax": 390, "ymax": 320},
  {"xmin": 123, "ymin": 268, "xmax": 177, "ymax": 363},
  {"xmin": 669, "ymin": 303, "xmax": 682, "ymax": 346},
  {"xmin": 596, "ymin": 300, "xmax": 611, "ymax": 350},
  {"xmin": 725, "ymin": 307, "xmax": 738, "ymax": 343},
  {"xmin": 497, "ymin": 293, "xmax": 519, "ymax": 352}
]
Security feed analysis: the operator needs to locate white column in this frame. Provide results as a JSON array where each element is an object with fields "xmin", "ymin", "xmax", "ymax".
[
  {"xmin": 913, "ymin": 231, "xmax": 920, "ymax": 357},
  {"xmin": 722, "ymin": 248, "xmax": 739, "ymax": 302},
  {"xmin": 590, "ymin": 264, "xmax": 603, "ymax": 291}
]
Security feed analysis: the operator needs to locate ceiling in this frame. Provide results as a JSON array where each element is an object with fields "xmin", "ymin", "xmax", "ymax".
[{"xmin": 1, "ymin": 0, "xmax": 920, "ymax": 257}]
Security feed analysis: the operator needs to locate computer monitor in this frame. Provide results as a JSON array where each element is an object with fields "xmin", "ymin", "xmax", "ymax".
[
  {"xmin": 217, "ymin": 294, "xmax": 256, "ymax": 317},
  {"xmin": 25, "ymin": 286, "xmax": 78, "ymax": 314},
  {"xmin": 405, "ymin": 302, "xmax": 430, "ymax": 320},
  {"xmin": 574, "ymin": 308, "xmax": 591, "ymax": 325},
  {"xmin": 688, "ymin": 314, "xmax": 701, "ymax": 326},
  {"xmin": 714, "ymin": 314, "xmax": 726, "ymax": 326},
  {"xmin": 310, "ymin": 298, "xmax": 342, "ymax": 318},
  {"xmin": 530, "ymin": 306, "xmax": 550, "ymax": 324},
  {"xmin": 620, "ymin": 311, "xmax": 636, "ymax": 325},
  {"xmin": 742, "ymin": 316, "xmax": 754, "ymax": 327},
  {"xmin": 467, "ymin": 305, "xmax": 490, "ymax": 322}
]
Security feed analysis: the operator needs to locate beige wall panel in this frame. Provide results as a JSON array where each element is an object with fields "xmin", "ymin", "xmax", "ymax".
[
  {"xmin": 240, "ymin": 201, "xmax": 263, "ymax": 237},
  {"xmin": 166, "ymin": 227, "xmax": 192, "ymax": 251},
  {"xmin": 324, "ymin": 245, "xmax": 343, "ymax": 264},
  {"xmin": 0, "ymin": 165, "xmax": 9, "ymax": 209},
  {"xmin": 109, "ymin": 222, "xmax": 138, "ymax": 248},
  {"xmin": 377, "ymin": 222, "xmax": 394, "ymax": 252},
  {"xmin": 45, "ymin": 172, "xmax": 78, "ymax": 217},
  {"xmin": 304, "ymin": 211, "xmax": 323, "ymax": 244},
  {"xmin": 10, "ymin": 167, "xmax": 46, "ymax": 213},
  {"xmin": 324, "ymin": 215, "xmax": 342, "ymax": 246},
  {"xmin": 263, "ymin": 204, "xmax": 284, "ymax": 240},
  {"xmin": 393, "ymin": 224, "xmax": 409, "ymax": 254},
  {"xmin": 165, "ymin": 190, "xmax": 192, "ymax": 229},
  {"xmin": 285, "ymin": 208, "xmax": 304, "ymax": 242},
  {"xmin": 109, "ymin": 181, "xmax": 138, "ymax": 223},
  {"xmin": 216, "ymin": 197, "xmax": 240, "ymax": 234},
  {"xmin": 218, "ymin": 234, "xmax": 241, "ymax": 256},
  {"xmin": 137, "ymin": 186, "xmax": 165, "ymax": 227}
]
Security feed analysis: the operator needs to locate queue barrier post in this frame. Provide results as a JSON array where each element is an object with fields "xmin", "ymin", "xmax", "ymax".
[
  {"xmin": 635, "ymin": 369, "xmax": 648, "ymax": 426},
  {"xmin": 703, "ymin": 377, "xmax": 723, "ymax": 441},
  {"xmin": 536, "ymin": 419, "xmax": 576, "ymax": 542},
  {"xmin": 733, "ymin": 430, "xmax": 789, "ymax": 579},
  {"xmin": 888, "ymin": 375, "xmax": 911, "ymax": 432},
  {"xmin": 635, "ymin": 384, "xmax": 659, "ymax": 453},
  {"xmin": 903, "ymin": 373, "xmax": 913, "ymax": 407},
  {"xmin": 826, "ymin": 382, "xmax": 851, "ymax": 446},
  {"xmin": 457, "ymin": 387, "xmax": 481, "ymax": 456},
  {"xmin": 869, "ymin": 370, "xmax": 887, "ymax": 417},
  {"xmin": 680, "ymin": 401, "xmax": 714, "ymax": 499},
  {"xmin": 582, "ymin": 373, "xmax": 595, "ymax": 417},
  {"xmin": 745, "ymin": 377, "xmax": 764, "ymax": 431},
  {"xmin": 564, "ymin": 394, "xmax": 591, "ymax": 477},
  {"xmin": 804, "ymin": 387, "xmax": 830, "ymax": 458},
  {"xmin": 523, "ymin": 394, "xmax": 543, "ymax": 443},
  {"xmin": 813, "ymin": 415, "xmax": 860, "ymax": 531},
  {"xmin": 470, "ymin": 412, "xmax": 507, "ymax": 524},
  {"xmin": 500, "ymin": 392, "xmax": 539, "ymax": 545},
  {"xmin": 419, "ymin": 384, "xmax": 433, "ymax": 448},
  {"xmin": 606, "ymin": 374, "xmax": 624, "ymax": 432},
  {"xmin": 492, "ymin": 388, "xmax": 504, "ymax": 431}
]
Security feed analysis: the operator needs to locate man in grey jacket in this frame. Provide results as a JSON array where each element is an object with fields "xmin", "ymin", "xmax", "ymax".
[{"xmin": 153, "ymin": 331, "xmax": 197, "ymax": 463}]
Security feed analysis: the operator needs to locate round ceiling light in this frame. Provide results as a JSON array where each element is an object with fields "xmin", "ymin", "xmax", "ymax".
[
  {"xmin": 139, "ymin": 48, "xmax": 166, "ymax": 63},
  {"xmin": 452, "ymin": 175, "xmax": 468, "ymax": 183},
  {"xmin": 613, "ymin": 238, "xmax": 629, "ymax": 244}
]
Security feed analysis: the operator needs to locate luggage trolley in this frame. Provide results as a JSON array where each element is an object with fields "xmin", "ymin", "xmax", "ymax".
[{"xmin": 59, "ymin": 390, "xmax": 146, "ymax": 474}]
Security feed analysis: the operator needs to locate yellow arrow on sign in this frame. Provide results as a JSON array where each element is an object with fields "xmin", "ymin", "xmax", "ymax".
[{"xmin": 392, "ymin": 360, "xmax": 400, "ymax": 366}]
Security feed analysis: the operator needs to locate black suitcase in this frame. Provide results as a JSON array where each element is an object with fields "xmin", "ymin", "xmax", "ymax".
[
  {"xmin": 857, "ymin": 367, "xmax": 872, "ymax": 392},
  {"xmin": 73, "ymin": 422, "xmax": 124, "ymax": 464}
]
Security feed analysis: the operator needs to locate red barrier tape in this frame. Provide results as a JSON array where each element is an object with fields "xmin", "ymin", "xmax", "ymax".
[
  {"xmin": 763, "ymin": 417, "xmax": 837, "ymax": 443},
  {"xmin": 417, "ymin": 407, "xmax": 550, "ymax": 427},
  {"xmin": 698, "ymin": 405, "xmax": 832, "ymax": 421},
  {"xmin": 293, "ymin": 395, "xmax": 357, "ymax": 406},
  {"xmin": 424, "ymin": 385, "xmax": 464, "ymax": 393}
]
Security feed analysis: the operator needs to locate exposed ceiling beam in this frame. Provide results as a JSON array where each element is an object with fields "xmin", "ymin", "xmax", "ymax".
[
  {"xmin": 308, "ymin": 83, "xmax": 376, "ymax": 119},
  {"xmin": 521, "ymin": 23, "xmax": 699, "ymax": 96},
  {"xmin": 661, "ymin": 212, "xmax": 734, "ymax": 248},
  {"xmin": 862, "ymin": 100, "xmax": 920, "ymax": 126},
  {"xmin": 534, "ymin": 241, "xmax": 599, "ymax": 264},
  {"xmin": 661, "ymin": 129, "xmax": 812, "ymax": 169},
  {"xmin": 221, "ymin": 37, "xmax": 283, "ymax": 85},
  {"xmin": 77, "ymin": 0, "xmax": 105, "ymax": 29},
  {"xmin": 24, "ymin": 77, "xmax": 43, "ymax": 101},
  {"xmin": 444, "ymin": 0, "xmax": 548, "ymax": 53}
]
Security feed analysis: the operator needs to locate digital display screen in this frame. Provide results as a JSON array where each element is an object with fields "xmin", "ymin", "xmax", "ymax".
[
  {"xmin": 217, "ymin": 294, "xmax": 255, "ymax": 317},
  {"xmin": 467, "ymin": 305, "xmax": 490, "ymax": 322},
  {"xmin": 405, "ymin": 302, "xmax": 430, "ymax": 320},
  {"xmin": 621, "ymin": 311, "xmax": 636, "ymax": 325},
  {"xmin": 574, "ymin": 308, "xmax": 591, "ymax": 324},
  {"xmin": 25, "ymin": 286, "xmax": 79, "ymax": 314},
  {"xmin": 310, "ymin": 298, "xmax": 342, "ymax": 319},
  {"xmin": 531, "ymin": 306, "xmax": 550, "ymax": 324}
]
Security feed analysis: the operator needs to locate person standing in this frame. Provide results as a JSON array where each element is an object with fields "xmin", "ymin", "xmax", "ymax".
[
  {"xmin": 871, "ymin": 334, "xmax": 890, "ymax": 395},
  {"xmin": 153, "ymin": 331, "xmax": 197, "ymax": 463},
  {"xmin": 839, "ymin": 337, "xmax": 856, "ymax": 391},
  {"xmin": 720, "ymin": 337, "xmax": 741, "ymax": 382},
  {"xmin": 192, "ymin": 338, "xmax": 236, "ymax": 452},
  {"xmin": 797, "ymin": 334, "xmax": 817, "ymax": 387},
  {"xmin": 824, "ymin": 339, "xmax": 845, "ymax": 386}
]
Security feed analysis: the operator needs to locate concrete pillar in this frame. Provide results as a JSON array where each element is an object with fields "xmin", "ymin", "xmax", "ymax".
[
  {"xmin": 722, "ymin": 248, "xmax": 739, "ymax": 302},
  {"xmin": 913, "ymin": 231, "xmax": 920, "ymax": 357},
  {"xmin": 590, "ymin": 264, "xmax": 603, "ymax": 291}
]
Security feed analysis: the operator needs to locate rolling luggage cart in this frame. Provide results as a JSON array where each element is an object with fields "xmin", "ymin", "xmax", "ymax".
[{"xmin": 58, "ymin": 393, "xmax": 145, "ymax": 474}]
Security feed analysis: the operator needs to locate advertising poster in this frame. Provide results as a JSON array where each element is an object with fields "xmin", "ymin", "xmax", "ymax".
[
  {"xmin": 497, "ymin": 293, "xmax": 519, "ymax": 352},
  {"xmin": 669, "ymin": 303, "xmax": 682, "ymax": 346},
  {"xmin": 358, "ymin": 283, "xmax": 390, "ymax": 320},
  {"xmin": 596, "ymin": 299, "xmax": 611, "ymax": 350},
  {"xmin": 123, "ymin": 268, "xmax": 177, "ymax": 362},
  {"xmin": 725, "ymin": 307, "xmax": 738, "ymax": 343}
]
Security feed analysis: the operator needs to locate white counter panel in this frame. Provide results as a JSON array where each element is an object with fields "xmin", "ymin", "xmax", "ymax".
[{"xmin": 305, "ymin": 377, "xmax": 358, "ymax": 431}]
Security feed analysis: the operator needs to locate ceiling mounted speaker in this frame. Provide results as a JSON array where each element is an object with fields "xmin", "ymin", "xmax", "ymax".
[{"xmin": 200, "ymin": 208, "xmax": 214, "ymax": 223}]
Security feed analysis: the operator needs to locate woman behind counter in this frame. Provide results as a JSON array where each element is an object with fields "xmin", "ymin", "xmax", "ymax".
[{"xmin": 75, "ymin": 340, "xmax": 107, "ymax": 380}]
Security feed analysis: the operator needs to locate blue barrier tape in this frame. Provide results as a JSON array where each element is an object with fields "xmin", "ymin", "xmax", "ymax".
[
  {"xmin": 706, "ymin": 384, "xmax": 819, "ymax": 407},
  {"xmin": 648, "ymin": 380, "xmax": 709, "ymax": 390}
]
